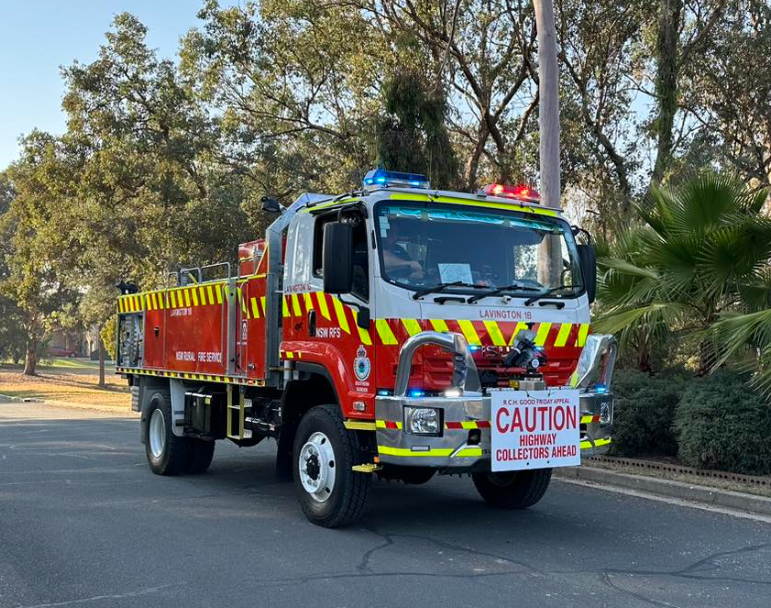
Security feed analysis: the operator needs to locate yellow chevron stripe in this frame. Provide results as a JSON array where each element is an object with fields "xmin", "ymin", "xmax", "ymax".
[
  {"xmin": 216, "ymin": 285, "xmax": 223, "ymax": 305},
  {"xmin": 291, "ymin": 294, "xmax": 302, "ymax": 316},
  {"xmin": 282, "ymin": 296, "xmax": 290, "ymax": 318},
  {"xmin": 402, "ymin": 319, "xmax": 422, "ymax": 336},
  {"xmin": 534, "ymin": 322, "xmax": 552, "ymax": 346},
  {"xmin": 316, "ymin": 293, "xmax": 330, "ymax": 320},
  {"xmin": 118, "ymin": 299, "xmax": 124, "ymax": 313},
  {"xmin": 332, "ymin": 297, "xmax": 350, "ymax": 334},
  {"xmin": 207, "ymin": 285, "xmax": 215, "ymax": 305},
  {"xmin": 197, "ymin": 286, "xmax": 206, "ymax": 306},
  {"xmin": 483, "ymin": 320, "xmax": 506, "ymax": 346},
  {"xmin": 430, "ymin": 319, "xmax": 449, "ymax": 333},
  {"xmin": 352, "ymin": 310, "xmax": 372, "ymax": 345},
  {"xmin": 170, "ymin": 290, "xmax": 177, "ymax": 308},
  {"xmin": 577, "ymin": 323, "xmax": 589, "ymax": 347},
  {"xmin": 303, "ymin": 292, "xmax": 314, "ymax": 312},
  {"xmin": 458, "ymin": 320, "xmax": 481, "ymax": 345},
  {"xmin": 251, "ymin": 297, "xmax": 260, "ymax": 319},
  {"xmin": 183, "ymin": 289, "xmax": 190, "ymax": 307},
  {"xmin": 191, "ymin": 287, "xmax": 199, "ymax": 307},
  {"xmin": 554, "ymin": 323, "xmax": 572, "ymax": 347},
  {"xmin": 260, "ymin": 296, "xmax": 266, "ymax": 317},
  {"xmin": 376, "ymin": 319, "xmax": 398, "ymax": 345}
]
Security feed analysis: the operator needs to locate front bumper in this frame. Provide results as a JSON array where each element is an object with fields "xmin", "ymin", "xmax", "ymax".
[{"xmin": 375, "ymin": 391, "xmax": 614, "ymax": 469}]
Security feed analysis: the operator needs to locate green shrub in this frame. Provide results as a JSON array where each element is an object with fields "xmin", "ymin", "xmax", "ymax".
[
  {"xmin": 610, "ymin": 369, "xmax": 683, "ymax": 457},
  {"xmin": 674, "ymin": 372, "xmax": 771, "ymax": 475}
]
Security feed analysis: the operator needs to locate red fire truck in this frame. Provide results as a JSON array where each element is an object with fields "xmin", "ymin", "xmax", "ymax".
[{"xmin": 117, "ymin": 170, "xmax": 617, "ymax": 527}]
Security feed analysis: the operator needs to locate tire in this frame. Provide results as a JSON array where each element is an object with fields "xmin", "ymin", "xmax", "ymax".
[
  {"xmin": 472, "ymin": 468, "xmax": 552, "ymax": 509},
  {"xmin": 186, "ymin": 439, "xmax": 215, "ymax": 474},
  {"xmin": 293, "ymin": 405, "xmax": 370, "ymax": 528},
  {"xmin": 143, "ymin": 390, "xmax": 189, "ymax": 476}
]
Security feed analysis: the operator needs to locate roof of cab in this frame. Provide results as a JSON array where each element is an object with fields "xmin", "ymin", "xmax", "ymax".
[{"xmin": 301, "ymin": 187, "xmax": 561, "ymax": 218}]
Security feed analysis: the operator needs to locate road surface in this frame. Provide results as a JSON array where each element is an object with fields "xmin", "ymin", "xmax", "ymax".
[{"xmin": 1, "ymin": 398, "xmax": 769, "ymax": 608}]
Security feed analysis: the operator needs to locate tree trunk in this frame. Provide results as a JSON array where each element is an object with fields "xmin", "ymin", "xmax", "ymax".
[
  {"xmin": 23, "ymin": 337, "xmax": 37, "ymax": 376},
  {"xmin": 651, "ymin": 0, "xmax": 682, "ymax": 185},
  {"xmin": 534, "ymin": 0, "xmax": 563, "ymax": 285},
  {"xmin": 98, "ymin": 327, "xmax": 106, "ymax": 388}
]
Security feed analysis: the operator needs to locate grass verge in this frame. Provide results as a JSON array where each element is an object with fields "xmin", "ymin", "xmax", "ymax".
[{"xmin": 0, "ymin": 369, "xmax": 130, "ymax": 410}]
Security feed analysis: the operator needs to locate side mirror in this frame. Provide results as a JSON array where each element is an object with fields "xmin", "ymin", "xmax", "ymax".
[
  {"xmin": 577, "ymin": 244, "xmax": 597, "ymax": 303},
  {"xmin": 322, "ymin": 222, "xmax": 353, "ymax": 294},
  {"xmin": 261, "ymin": 195, "xmax": 282, "ymax": 213}
]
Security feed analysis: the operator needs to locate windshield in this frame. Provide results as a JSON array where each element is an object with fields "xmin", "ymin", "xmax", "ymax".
[{"xmin": 375, "ymin": 202, "xmax": 584, "ymax": 298}]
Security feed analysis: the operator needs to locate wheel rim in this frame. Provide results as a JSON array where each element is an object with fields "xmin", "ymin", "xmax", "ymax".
[
  {"xmin": 149, "ymin": 408, "xmax": 166, "ymax": 459},
  {"xmin": 298, "ymin": 431, "xmax": 336, "ymax": 503}
]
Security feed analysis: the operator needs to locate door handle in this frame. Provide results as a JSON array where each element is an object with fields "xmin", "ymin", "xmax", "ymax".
[{"xmin": 308, "ymin": 310, "xmax": 317, "ymax": 337}]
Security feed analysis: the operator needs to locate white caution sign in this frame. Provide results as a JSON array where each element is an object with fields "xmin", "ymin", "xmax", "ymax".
[{"xmin": 491, "ymin": 390, "xmax": 581, "ymax": 472}]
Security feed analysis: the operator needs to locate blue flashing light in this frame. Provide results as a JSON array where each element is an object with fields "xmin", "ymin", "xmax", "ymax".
[
  {"xmin": 408, "ymin": 389, "xmax": 425, "ymax": 398},
  {"xmin": 469, "ymin": 345, "xmax": 482, "ymax": 352},
  {"xmin": 377, "ymin": 389, "xmax": 393, "ymax": 396},
  {"xmin": 595, "ymin": 384, "xmax": 608, "ymax": 394},
  {"xmin": 363, "ymin": 169, "xmax": 430, "ymax": 190}
]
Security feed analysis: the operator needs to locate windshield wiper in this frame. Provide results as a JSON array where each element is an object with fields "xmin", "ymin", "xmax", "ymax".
[
  {"xmin": 524, "ymin": 285, "xmax": 574, "ymax": 306},
  {"xmin": 412, "ymin": 281, "xmax": 487, "ymax": 300},
  {"xmin": 467, "ymin": 282, "xmax": 541, "ymax": 304}
]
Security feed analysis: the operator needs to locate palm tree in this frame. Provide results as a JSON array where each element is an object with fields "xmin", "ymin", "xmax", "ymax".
[{"xmin": 593, "ymin": 173, "xmax": 771, "ymax": 375}]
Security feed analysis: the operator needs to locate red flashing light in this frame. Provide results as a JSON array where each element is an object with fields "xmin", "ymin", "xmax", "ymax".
[{"xmin": 483, "ymin": 183, "xmax": 540, "ymax": 203}]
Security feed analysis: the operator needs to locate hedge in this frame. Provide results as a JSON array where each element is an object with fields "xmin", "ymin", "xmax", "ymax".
[
  {"xmin": 609, "ymin": 370, "xmax": 684, "ymax": 457},
  {"xmin": 674, "ymin": 372, "xmax": 771, "ymax": 475}
]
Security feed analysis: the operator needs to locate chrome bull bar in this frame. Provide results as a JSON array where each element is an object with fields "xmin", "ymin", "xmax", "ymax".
[{"xmin": 375, "ymin": 331, "xmax": 617, "ymax": 469}]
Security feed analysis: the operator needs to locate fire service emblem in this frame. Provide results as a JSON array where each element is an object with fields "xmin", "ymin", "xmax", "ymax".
[{"xmin": 354, "ymin": 345, "xmax": 371, "ymax": 381}]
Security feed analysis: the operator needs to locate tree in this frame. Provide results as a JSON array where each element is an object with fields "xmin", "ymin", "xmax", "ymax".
[
  {"xmin": 0, "ymin": 133, "xmax": 82, "ymax": 375},
  {"xmin": 683, "ymin": 1, "xmax": 771, "ymax": 189},
  {"xmin": 594, "ymin": 173, "xmax": 771, "ymax": 374},
  {"xmin": 376, "ymin": 65, "xmax": 460, "ymax": 187},
  {"xmin": 181, "ymin": 0, "xmax": 385, "ymax": 198},
  {"xmin": 368, "ymin": 0, "xmax": 540, "ymax": 188}
]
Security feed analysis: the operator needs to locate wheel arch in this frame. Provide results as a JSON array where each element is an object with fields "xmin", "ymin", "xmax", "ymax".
[
  {"xmin": 137, "ymin": 375, "xmax": 173, "ymax": 444},
  {"xmin": 275, "ymin": 363, "xmax": 341, "ymax": 479}
]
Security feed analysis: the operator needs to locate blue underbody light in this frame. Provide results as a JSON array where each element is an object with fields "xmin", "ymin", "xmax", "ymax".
[
  {"xmin": 595, "ymin": 384, "xmax": 608, "ymax": 394},
  {"xmin": 363, "ymin": 169, "xmax": 430, "ymax": 190},
  {"xmin": 469, "ymin": 345, "xmax": 482, "ymax": 352},
  {"xmin": 408, "ymin": 389, "xmax": 425, "ymax": 398}
]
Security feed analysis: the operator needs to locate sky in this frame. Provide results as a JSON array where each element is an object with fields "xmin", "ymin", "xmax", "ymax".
[{"xmin": 0, "ymin": 0, "xmax": 224, "ymax": 170}]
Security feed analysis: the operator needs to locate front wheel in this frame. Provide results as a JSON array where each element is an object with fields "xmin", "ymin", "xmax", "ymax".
[
  {"xmin": 293, "ymin": 405, "xmax": 370, "ymax": 528},
  {"xmin": 472, "ymin": 468, "xmax": 552, "ymax": 509}
]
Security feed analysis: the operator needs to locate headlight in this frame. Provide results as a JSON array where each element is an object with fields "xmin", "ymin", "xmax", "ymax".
[{"xmin": 404, "ymin": 406, "xmax": 441, "ymax": 436}]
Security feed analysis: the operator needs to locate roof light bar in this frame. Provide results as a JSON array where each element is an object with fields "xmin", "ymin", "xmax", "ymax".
[
  {"xmin": 363, "ymin": 169, "xmax": 430, "ymax": 190},
  {"xmin": 483, "ymin": 183, "xmax": 540, "ymax": 203}
]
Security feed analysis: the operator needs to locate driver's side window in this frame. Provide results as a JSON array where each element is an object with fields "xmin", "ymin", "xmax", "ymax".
[{"xmin": 312, "ymin": 212, "xmax": 369, "ymax": 301}]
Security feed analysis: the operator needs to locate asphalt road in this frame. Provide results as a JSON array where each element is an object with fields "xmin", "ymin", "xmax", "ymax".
[{"xmin": 1, "ymin": 399, "xmax": 770, "ymax": 608}]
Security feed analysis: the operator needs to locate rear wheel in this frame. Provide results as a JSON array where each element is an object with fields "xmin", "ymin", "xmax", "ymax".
[
  {"xmin": 143, "ymin": 390, "xmax": 189, "ymax": 476},
  {"xmin": 472, "ymin": 468, "xmax": 552, "ymax": 509},
  {"xmin": 293, "ymin": 405, "xmax": 370, "ymax": 528}
]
